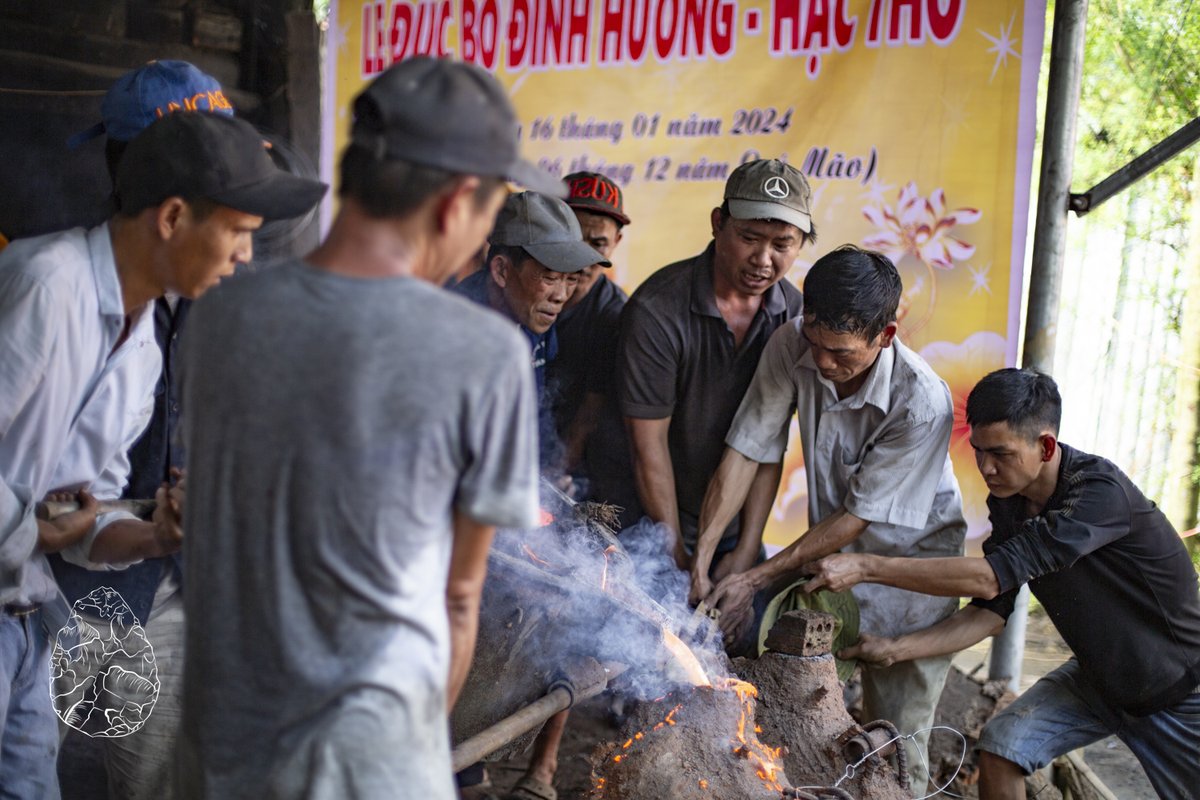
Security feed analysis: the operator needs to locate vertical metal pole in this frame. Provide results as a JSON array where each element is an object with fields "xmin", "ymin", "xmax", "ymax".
[{"xmin": 990, "ymin": 0, "xmax": 1090, "ymax": 691}]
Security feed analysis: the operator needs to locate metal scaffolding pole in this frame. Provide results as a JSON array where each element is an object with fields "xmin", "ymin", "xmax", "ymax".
[{"xmin": 989, "ymin": 0, "xmax": 1090, "ymax": 691}]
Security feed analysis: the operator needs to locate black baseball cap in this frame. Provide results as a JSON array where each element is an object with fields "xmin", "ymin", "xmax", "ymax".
[
  {"xmin": 115, "ymin": 112, "xmax": 327, "ymax": 220},
  {"xmin": 350, "ymin": 57, "xmax": 563, "ymax": 196},
  {"xmin": 491, "ymin": 192, "xmax": 609, "ymax": 273}
]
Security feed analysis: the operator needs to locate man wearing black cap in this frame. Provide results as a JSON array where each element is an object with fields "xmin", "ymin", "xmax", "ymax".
[
  {"xmin": 175, "ymin": 58, "xmax": 555, "ymax": 800},
  {"xmin": 617, "ymin": 158, "xmax": 814, "ymax": 577},
  {"xmin": 549, "ymin": 173, "xmax": 641, "ymax": 526},
  {"xmin": 49, "ymin": 61, "xmax": 237, "ymax": 800},
  {"xmin": 0, "ymin": 110, "xmax": 323, "ymax": 799}
]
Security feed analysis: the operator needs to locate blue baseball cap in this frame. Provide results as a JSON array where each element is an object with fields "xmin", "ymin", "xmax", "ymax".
[{"xmin": 69, "ymin": 60, "xmax": 234, "ymax": 148}]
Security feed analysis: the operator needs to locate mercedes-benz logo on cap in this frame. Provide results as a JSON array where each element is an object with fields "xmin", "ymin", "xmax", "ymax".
[{"xmin": 763, "ymin": 176, "xmax": 790, "ymax": 199}]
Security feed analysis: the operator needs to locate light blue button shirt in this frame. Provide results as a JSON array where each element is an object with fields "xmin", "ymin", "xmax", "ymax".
[{"xmin": 0, "ymin": 224, "xmax": 158, "ymax": 605}]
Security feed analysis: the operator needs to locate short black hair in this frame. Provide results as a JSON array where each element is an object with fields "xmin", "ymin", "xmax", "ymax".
[
  {"xmin": 339, "ymin": 144, "xmax": 505, "ymax": 218},
  {"xmin": 802, "ymin": 245, "xmax": 901, "ymax": 340},
  {"xmin": 486, "ymin": 244, "xmax": 532, "ymax": 271},
  {"xmin": 716, "ymin": 200, "xmax": 818, "ymax": 247},
  {"xmin": 966, "ymin": 368, "xmax": 1062, "ymax": 441}
]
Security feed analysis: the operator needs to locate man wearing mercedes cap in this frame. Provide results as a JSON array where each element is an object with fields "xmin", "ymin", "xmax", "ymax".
[
  {"xmin": 0, "ymin": 110, "xmax": 324, "ymax": 798},
  {"xmin": 616, "ymin": 158, "xmax": 813, "ymax": 583}
]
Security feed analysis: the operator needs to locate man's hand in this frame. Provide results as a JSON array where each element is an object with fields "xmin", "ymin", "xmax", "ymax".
[
  {"xmin": 838, "ymin": 633, "xmax": 899, "ymax": 667},
  {"xmin": 37, "ymin": 489, "xmax": 98, "ymax": 553},
  {"xmin": 151, "ymin": 477, "xmax": 185, "ymax": 556},
  {"xmin": 803, "ymin": 553, "xmax": 872, "ymax": 594},
  {"xmin": 708, "ymin": 571, "xmax": 757, "ymax": 643},
  {"xmin": 688, "ymin": 571, "xmax": 714, "ymax": 607}
]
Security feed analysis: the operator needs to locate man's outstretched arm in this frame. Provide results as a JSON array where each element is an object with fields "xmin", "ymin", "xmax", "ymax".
[
  {"xmin": 626, "ymin": 415, "xmax": 686, "ymax": 568},
  {"xmin": 803, "ymin": 552, "xmax": 1002, "ymax": 600},
  {"xmin": 842, "ymin": 605, "xmax": 1006, "ymax": 667},
  {"xmin": 446, "ymin": 511, "xmax": 496, "ymax": 710},
  {"xmin": 690, "ymin": 448, "xmax": 763, "ymax": 602}
]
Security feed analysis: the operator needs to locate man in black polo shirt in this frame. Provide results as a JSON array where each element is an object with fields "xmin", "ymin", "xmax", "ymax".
[
  {"xmin": 550, "ymin": 172, "xmax": 640, "ymax": 525},
  {"xmin": 617, "ymin": 158, "xmax": 814, "ymax": 573},
  {"xmin": 803, "ymin": 369, "xmax": 1200, "ymax": 800}
]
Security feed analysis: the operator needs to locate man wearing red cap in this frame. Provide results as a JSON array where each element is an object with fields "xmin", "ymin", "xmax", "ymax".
[{"xmin": 549, "ymin": 173, "xmax": 642, "ymax": 528}]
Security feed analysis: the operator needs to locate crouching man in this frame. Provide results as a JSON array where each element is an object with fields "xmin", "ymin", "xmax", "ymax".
[{"xmin": 805, "ymin": 368, "xmax": 1200, "ymax": 800}]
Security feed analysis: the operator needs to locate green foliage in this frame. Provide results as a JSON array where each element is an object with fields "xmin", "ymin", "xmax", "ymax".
[{"xmin": 1074, "ymin": 0, "xmax": 1200, "ymax": 222}]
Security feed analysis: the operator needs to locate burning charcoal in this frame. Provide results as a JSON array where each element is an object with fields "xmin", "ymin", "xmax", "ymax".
[
  {"xmin": 591, "ymin": 681, "xmax": 790, "ymax": 799},
  {"xmin": 764, "ymin": 609, "xmax": 837, "ymax": 657}
]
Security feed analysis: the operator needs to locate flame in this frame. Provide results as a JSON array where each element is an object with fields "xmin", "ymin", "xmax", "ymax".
[
  {"xmin": 661, "ymin": 629, "xmax": 711, "ymax": 686},
  {"xmin": 698, "ymin": 779, "xmax": 708, "ymax": 789},
  {"xmin": 599, "ymin": 544, "xmax": 618, "ymax": 591},
  {"xmin": 538, "ymin": 508, "xmax": 555, "ymax": 527},
  {"xmin": 719, "ymin": 678, "xmax": 786, "ymax": 791},
  {"xmin": 520, "ymin": 543, "xmax": 552, "ymax": 568}
]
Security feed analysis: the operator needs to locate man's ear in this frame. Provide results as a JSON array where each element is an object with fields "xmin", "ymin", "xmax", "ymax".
[
  {"xmin": 1039, "ymin": 433, "xmax": 1058, "ymax": 462},
  {"xmin": 434, "ymin": 176, "xmax": 481, "ymax": 235},
  {"xmin": 878, "ymin": 322, "xmax": 899, "ymax": 349},
  {"xmin": 489, "ymin": 254, "xmax": 510, "ymax": 289},
  {"xmin": 155, "ymin": 197, "xmax": 188, "ymax": 241},
  {"xmin": 614, "ymin": 228, "xmax": 624, "ymax": 248},
  {"xmin": 709, "ymin": 207, "xmax": 723, "ymax": 238}
]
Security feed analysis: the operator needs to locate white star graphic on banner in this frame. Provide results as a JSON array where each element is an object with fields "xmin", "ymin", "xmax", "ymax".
[
  {"xmin": 968, "ymin": 263, "xmax": 992, "ymax": 296},
  {"xmin": 860, "ymin": 175, "xmax": 894, "ymax": 207},
  {"xmin": 979, "ymin": 12, "xmax": 1021, "ymax": 82}
]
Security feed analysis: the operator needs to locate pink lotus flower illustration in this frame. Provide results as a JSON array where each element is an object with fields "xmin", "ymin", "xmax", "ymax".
[{"xmin": 863, "ymin": 183, "xmax": 981, "ymax": 270}]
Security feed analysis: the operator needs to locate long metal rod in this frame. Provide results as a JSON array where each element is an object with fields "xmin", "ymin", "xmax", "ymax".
[
  {"xmin": 991, "ymin": 0, "xmax": 1090, "ymax": 692},
  {"xmin": 1070, "ymin": 116, "xmax": 1200, "ymax": 215},
  {"xmin": 451, "ymin": 685, "xmax": 575, "ymax": 772}
]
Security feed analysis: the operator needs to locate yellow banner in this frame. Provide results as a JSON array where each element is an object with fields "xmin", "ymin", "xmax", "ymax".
[{"xmin": 324, "ymin": 0, "xmax": 1045, "ymax": 545}]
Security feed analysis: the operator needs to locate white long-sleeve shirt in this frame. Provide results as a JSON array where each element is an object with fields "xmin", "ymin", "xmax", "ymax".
[{"xmin": 0, "ymin": 223, "xmax": 157, "ymax": 606}]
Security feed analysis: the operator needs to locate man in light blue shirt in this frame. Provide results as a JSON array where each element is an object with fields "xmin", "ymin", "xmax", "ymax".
[{"xmin": 0, "ymin": 111, "xmax": 324, "ymax": 797}]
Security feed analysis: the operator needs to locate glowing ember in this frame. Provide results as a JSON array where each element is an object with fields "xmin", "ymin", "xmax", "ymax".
[
  {"xmin": 698, "ymin": 779, "xmax": 708, "ymax": 789},
  {"xmin": 599, "ymin": 544, "xmax": 618, "ymax": 591},
  {"xmin": 719, "ymin": 678, "xmax": 786, "ymax": 791},
  {"xmin": 520, "ymin": 543, "xmax": 552, "ymax": 568},
  {"xmin": 537, "ymin": 508, "xmax": 555, "ymax": 527},
  {"xmin": 661, "ymin": 629, "xmax": 711, "ymax": 686}
]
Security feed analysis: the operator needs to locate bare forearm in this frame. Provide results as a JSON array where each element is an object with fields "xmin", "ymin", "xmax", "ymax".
[
  {"xmin": 735, "ymin": 460, "xmax": 783, "ymax": 557},
  {"xmin": 863, "ymin": 554, "xmax": 1001, "ymax": 599},
  {"xmin": 445, "ymin": 513, "xmax": 495, "ymax": 710},
  {"xmin": 884, "ymin": 606, "xmax": 1005, "ymax": 663},
  {"xmin": 88, "ymin": 519, "xmax": 174, "ymax": 563},
  {"xmin": 627, "ymin": 418, "xmax": 681, "ymax": 535},
  {"xmin": 746, "ymin": 508, "xmax": 869, "ymax": 592},
  {"xmin": 446, "ymin": 598, "xmax": 482, "ymax": 708},
  {"xmin": 693, "ymin": 449, "xmax": 760, "ymax": 576}
]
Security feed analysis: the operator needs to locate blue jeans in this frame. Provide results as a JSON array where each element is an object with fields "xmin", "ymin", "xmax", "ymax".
[
  {"xmin": 0, "ymin": 610, "xmax": 59, "ymax": 799},
  {"xmin": 978, "ymin": 657, "xmax": 1200, "ymax": 800}
]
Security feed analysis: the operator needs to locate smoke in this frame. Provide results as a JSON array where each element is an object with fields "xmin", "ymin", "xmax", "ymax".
[{"xmin": 485, "ymin": 485, "xmax": 730, "ymax": 700}]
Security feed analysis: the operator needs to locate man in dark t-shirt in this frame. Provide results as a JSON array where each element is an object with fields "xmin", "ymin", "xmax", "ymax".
[
  {"xmin": 803, "ymin": 369, "xmax": 1200, "ymax": 800},
  {"xmin": 617, "ymin": 158, "xmax": 814, "ymax": 572},
  {"xmin": 549, "ymin": 172, "xmax": 640, "ymax": 525}
]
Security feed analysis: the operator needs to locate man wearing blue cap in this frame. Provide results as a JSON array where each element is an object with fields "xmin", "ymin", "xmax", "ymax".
[
  {"xmin": 49, "ymin": 60, "xmax": 237, "ymax": 800},
  {"xmin": 0, "ymin": 107, "xmax": 324, "ymax": 799}
]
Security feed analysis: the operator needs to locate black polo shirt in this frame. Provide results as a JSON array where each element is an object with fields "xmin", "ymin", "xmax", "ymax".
[{"xmin": 617, "ymin": 242, "xmax": 803, "ymax": 546}]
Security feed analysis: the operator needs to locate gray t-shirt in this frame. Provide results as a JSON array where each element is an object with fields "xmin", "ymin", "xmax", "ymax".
[{"xmin": 176, "ymin": 261, "xmax": 539, "ymax": 800}]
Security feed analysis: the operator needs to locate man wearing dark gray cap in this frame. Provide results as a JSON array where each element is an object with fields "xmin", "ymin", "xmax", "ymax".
[
  {"xmin": 617, "ymin": 158, "xmax": 814, "ymax": 580},
  {"xmin": 454, "ymin": 191, "xmax": 609, "ymax": 419},
  {"xmin": 175, "ymin": 57, "xmax": 553, "ymax": 800},
  {"xmin": 0, "ymin": 110, "xmax": 323, "ymax": 799}
]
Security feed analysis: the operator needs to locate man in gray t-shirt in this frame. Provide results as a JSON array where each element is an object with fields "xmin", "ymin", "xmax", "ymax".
[{"xmin": 176, "ymin": 58, "xmax": 562, "ymax": 800}]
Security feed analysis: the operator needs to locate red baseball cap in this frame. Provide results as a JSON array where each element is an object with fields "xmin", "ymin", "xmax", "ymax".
[{"xmin": 564, "ymin": 172, "xmax": 631, "ymax": 226}]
